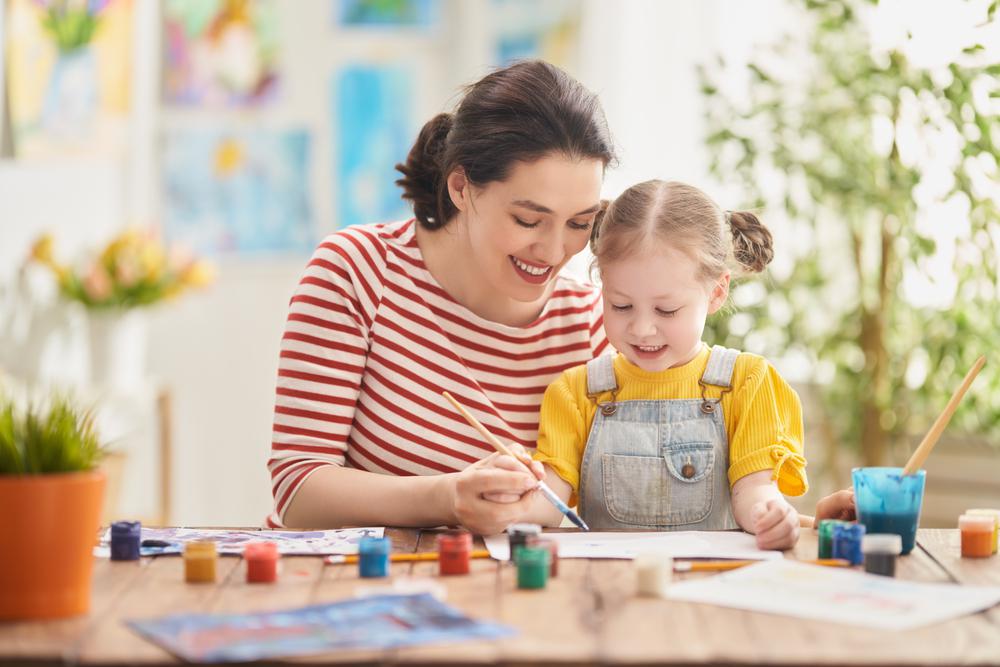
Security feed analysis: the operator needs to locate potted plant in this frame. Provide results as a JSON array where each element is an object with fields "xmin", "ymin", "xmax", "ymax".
[{"xmin": 0, "ymin": 392, "xmax": 106, "ymax": 620}]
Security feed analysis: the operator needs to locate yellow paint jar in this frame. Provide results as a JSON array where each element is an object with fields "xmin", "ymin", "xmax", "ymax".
[
  {"xmin": 184, "ymin": 540, "xmax": 218, "ymax": 583},
  {"xmin": 965, "ymin": 509, "xmax": 1000, "ymax": 554}
]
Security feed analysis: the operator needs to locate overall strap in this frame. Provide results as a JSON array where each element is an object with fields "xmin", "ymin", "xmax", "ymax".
[
  {"xmin": 586, "ymin": 354, "xmax": 618, "ymax": 397},
  {"xmin": 698, "ymin": 345, "xmax": 740, "ymax": 414}
]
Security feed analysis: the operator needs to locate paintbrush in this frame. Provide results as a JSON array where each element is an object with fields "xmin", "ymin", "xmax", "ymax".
[
  {"xmin": 902, "ymin": 355, "xmax": 986, "ymax": 475},
  {"xmin": 326, "ymin": 549, "xmax": 492, "ymax": 565},
  {"xmin": 442, "ymin": 391, "xmax": 590, "ymax": 531},
  {"xmin": 673, "ymin": 558, "xmax": 851, "ymax": 572}
]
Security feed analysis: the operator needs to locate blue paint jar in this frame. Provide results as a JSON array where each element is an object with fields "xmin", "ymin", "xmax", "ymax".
[
  {"xmin": 110, "ymin": 520, "xmax": 141, "ymax": 561},
  {"xmin": 832, "ymin": 523, "xmax": 866, "ymax": 565},
  {"xmin": 358, "ymin": 536, "xmax": 391, "ymax": 578}
]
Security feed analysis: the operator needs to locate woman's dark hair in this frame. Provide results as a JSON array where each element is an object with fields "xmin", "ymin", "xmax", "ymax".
[{"xmin": 395, "ymin": 60, "xmax": 617, "ymax": 230}]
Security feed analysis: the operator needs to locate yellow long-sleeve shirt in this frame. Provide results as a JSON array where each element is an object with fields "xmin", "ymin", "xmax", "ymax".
[{"xmin": 534, "ymin": 345, "xmax": 808, "ymax": 507}]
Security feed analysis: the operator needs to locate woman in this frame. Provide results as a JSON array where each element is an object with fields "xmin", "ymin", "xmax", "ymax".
[
  {"xmin": 268, "ymin": 61, "xmax": 610, "ymax": 534},
  {"xmin": 267, "ymin": 60, "xmax": 853, "ymax": 534}
]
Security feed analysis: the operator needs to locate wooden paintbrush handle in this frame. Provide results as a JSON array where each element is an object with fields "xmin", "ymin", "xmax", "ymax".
[{"xmin": 902, "ymin": 356, "xmax": 986, "ymax": 475}]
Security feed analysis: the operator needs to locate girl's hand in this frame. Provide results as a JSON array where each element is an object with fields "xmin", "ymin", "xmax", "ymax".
[
  {"xmin": 813, "ymin": 488, "xmax": 856, "ymax": 527},
  {"xmin": 750, "ymin": 498, "xmax": 800, "ymax": 550},
  {"xmin": 448, "ymin": 448, "xmax": 542, "ymax": 536}
]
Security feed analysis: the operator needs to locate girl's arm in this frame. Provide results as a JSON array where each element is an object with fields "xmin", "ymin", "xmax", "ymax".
[{"xmin": 731, "ymin": 470, "xmax": 800, "ymax": 550}]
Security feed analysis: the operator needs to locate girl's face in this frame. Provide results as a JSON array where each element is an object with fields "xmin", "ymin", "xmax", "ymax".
[
  {"xmin": 449, "ymin": 154, "xmax": 604, "ymax": 304},
  {"xmin": 601, "ymin": 247, "xmax": 729, "ymax": 372}
]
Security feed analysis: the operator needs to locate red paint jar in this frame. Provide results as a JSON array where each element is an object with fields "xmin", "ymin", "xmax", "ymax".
[
  {"xmin": 528, "ymin": 536, "xmax": 559, "ymax": 578},
  {"xmin": 437, "ymin": 530, "xmax": 473, "ymax": 576},
  {"xmin": 245, "ymin": 542, "xmax": 280, "ymax": 583}
]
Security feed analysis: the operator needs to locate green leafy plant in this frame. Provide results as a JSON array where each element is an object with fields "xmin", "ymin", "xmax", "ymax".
[
  {"xmin": 700, "ymin": 0, "xmax": 999, "ymax": 470},
  {"xmin": 0, "ymin": 394, "xmax": 105, "ymax": 475},
  {"xmin": 36, "ymin": 0, "xmax": 110, "ymax": 53}
]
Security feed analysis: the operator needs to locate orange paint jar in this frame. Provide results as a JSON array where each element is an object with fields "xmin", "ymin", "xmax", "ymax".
[
  {"xmin": 245, "ymin": 542, "xmax": 280, "ymax": 583},
  {"xmin": 959, "ymin": 514, "xmax": 994, "ymax": 558},
  {"xmin": 184, "ymin": 540, "xmax": 218, "ymax": 582}
]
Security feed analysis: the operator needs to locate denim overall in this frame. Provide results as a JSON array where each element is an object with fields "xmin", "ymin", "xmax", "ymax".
[{"xmin": 577, "ymin": 345, "xmax": 740, "ymax": 531}]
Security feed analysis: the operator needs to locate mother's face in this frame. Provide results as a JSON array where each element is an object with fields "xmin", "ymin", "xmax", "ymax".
[{"xmin": 447, "ymin": 154, "xmax": 604, "ymax": 304}]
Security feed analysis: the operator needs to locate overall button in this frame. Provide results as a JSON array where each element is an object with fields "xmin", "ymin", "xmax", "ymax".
[
  {"xmin": 681, "ymin": 463, "xmax": 696, "ymax": 479},
  {"xmin": 601, "ymin": 403, "xmax": 617, "ymax": 416}
]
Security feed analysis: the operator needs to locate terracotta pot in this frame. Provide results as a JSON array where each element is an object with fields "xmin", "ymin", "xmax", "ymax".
[{"xmin": 0, "ymin": 471, "xmax": 105, "ymax": 619}]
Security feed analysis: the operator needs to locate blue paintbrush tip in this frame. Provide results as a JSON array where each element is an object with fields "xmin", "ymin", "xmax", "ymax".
[{"xmin": 567, "ymin": 509, "xmax": 590, "ymax": 531}]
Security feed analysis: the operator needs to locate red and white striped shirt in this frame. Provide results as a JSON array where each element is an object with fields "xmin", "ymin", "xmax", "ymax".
[{"xmin": 267, "ymin": 219, "xmax": 608, "ymax": 527}]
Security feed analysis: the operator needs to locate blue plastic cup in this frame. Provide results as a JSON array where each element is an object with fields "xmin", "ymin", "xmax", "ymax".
[{"xmin": 851, "ymin": 467, "xmax": 925, "ymax": 555}]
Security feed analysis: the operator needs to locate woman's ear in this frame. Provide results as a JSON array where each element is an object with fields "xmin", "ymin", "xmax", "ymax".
[
  {"xmin": 708, "ymin": 272, "xmax": 731, "ymax": 314},
  {"xmin": 446, "ymin": 168, "xmax": 470, "ymax": 213}
]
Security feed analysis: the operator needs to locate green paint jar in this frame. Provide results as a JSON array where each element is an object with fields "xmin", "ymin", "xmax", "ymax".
[
  {"xmin": 515, "ymin": 546, "xmax": 550, "ymax": 590},
  {"xmin": 818, "ymin": 519, "xmax": 850, "ymax": 559}
]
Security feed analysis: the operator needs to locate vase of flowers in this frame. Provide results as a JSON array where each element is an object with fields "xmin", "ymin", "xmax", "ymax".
[{"xmin": 28, "ymin": 230, "xmax": 214, "ymax": 390}]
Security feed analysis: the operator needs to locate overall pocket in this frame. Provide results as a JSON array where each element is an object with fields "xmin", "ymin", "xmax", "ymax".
[{"xmin": 661, "ymin": 441, "xmax": 716, "ymax": 525}]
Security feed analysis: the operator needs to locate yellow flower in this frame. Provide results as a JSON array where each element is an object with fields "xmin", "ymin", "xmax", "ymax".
[
  {"xmin": 179, "ymin": 260, "xmax": 216, "ymax": 289},
  {"xmin": 30, "ymin": 234, "xmax": 55, "ymax": 265}
]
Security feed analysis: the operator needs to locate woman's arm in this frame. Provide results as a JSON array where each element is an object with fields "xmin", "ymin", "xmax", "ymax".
[
  {"xmin": 282, "ymin": 456, "xmax": 543, "ymax": 535},
  {"xmin": 731, "ymin": 470, "xmax": 800, "ymax": 550}
]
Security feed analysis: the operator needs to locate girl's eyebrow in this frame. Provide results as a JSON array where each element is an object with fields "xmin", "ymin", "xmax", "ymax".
[
  {"xmin": 511, "ymin": 200, "xmax": 602, "ymax": 216},
  {"xmin": 608, "ymin": 289, "xmax": 677, "ymax": 300}
]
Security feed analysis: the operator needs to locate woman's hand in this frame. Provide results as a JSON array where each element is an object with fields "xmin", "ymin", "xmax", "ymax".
[
  {"xmin": 813, "ymin": 488, "xmax": 856, "ymax": 527},
  {"xmin": 750, "ymin": 497, "xmax": 800, "ymax": 550},
  {"xmin": 447, "ymin": 448, "xmax": 542, "ymax": 536}
]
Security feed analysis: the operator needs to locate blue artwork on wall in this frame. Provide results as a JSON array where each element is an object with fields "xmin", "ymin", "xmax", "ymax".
[
  {"xmin": 163, "ymin": 129, "xmax": 314, "ymax": 255},
  {"xmin": 335, "ymin": 0, "xmax": 438, "ymax": 27},
  {"xmin": 334, "ymin": 64, "xmax": 413, "ymax": 229}
]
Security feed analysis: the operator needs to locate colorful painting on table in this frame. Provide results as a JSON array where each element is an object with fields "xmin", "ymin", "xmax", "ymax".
[
  {"xmin": 335, "ymin": 0, "xmax": 438, "ymax": 27},
  {"xmin": 163, "ymin": 129, "xmax": 314, "ymax": 256},
  {"xmin": 493, "ymin": 0, "xmax": 580, "ymax": 68},
  {"xmin": 334, "ymin": 64, "xmax": 413, "ymax": 229},
  {"xmin": 163, "ymin": 0, "xmax": 279, "ymax": 106},
  {"xmin": 4, "ymin": 0, "xmax": 133, "ymax": 157}
]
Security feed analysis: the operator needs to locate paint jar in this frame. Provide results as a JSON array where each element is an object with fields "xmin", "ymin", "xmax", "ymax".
[
  {"xmin": 110, "ymin": 520, "xmax": 141, "ymax": 561},
  {"xmin": 527, "ymin": 536, "xmax": 559, "ymax": 578},
  {"xmin": 515, "ymin": 546, "xmax": 550, "ymax": 590},
  {"xmin": 817, "ymin": 519, "xmax": 850, "ymax": 559},
  {"xmin": 634, "ymin": 551, "xmax": 672, "ymax": 598},
  {"xmin": 964, "ymin": 509, "xmax": 1000, "ymax": 555},
  {"xmin": 831, "ymin": 523, "xmax": 865, "ymax": 565},
  {"xmin": 437, "ymin": 530, "xmax": 472, "ymax": 576},
  {"xmin": 959, "ymin": 514, "xmax": 995, "ymax": 558},
  {"xmin": 244, "ymin": 542, "xmax": 280, "ymax": 584},
  {"xmin": 184, "ymin": 540, "xmax": 218, "ymax": 583},
  {"xmin": 507, "ymin": 523, "xmax": 541, "ymax": 561},
  {"xmin": 358, "ymin": 536, "xmax": 392, "ymax": 578},
  {"xmin": 852, "ymin": 467, "xmax": 925, "ymax": 554},
  {"xmin": 862, "ymin": 533, "xmax": 902, "ymax": 577}
]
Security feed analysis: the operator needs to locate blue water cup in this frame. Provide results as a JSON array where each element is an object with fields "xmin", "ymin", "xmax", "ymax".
[{"xmin": 851, "ymin": 467, "xmax": 926, "ymax": 555}]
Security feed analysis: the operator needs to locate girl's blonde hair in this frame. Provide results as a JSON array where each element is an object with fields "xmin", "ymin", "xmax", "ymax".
[{"xmin": 590, "ymin": 180, "xmax": 773, "ymax": 283}]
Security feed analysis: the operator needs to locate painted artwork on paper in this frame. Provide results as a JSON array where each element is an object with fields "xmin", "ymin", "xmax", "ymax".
[
  {"xmin": 334, "ymin": 64, "xmax": 413, "ymax": 229},
  {"xmin": 163, "ymin": 0, "xmax": 279, "ymax": 106},
  {"xmin": 5, "ymin": 0, "xmax": 133, "ymax": 157},
  {"xmin": 335, "ymin": 0, "xmax": 438, "ymax": 27},
  {"xmin": 163, "ymin": 129, "xmax": 314, "ymax": 255},
  {"xmin": 493, "ymin": 0, "xmax": 580, "ymax": 69}
]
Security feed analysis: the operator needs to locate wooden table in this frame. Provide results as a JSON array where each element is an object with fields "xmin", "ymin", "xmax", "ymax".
[{"xmin": 2, "ymin": 528, "xmax": 998, "ymax": 666}]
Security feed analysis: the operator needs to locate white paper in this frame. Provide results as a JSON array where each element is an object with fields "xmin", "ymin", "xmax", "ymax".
[
  {"xmin": 667, "ymin": 559, "xmax": 1000, "ymax": 630},
  {"xmin": 95, "ymin": 527, "xmax": 385, "ymax": 557},
  {"xmin": 484, "ymin": 530, "xmax": 782, "ymax": 561}
]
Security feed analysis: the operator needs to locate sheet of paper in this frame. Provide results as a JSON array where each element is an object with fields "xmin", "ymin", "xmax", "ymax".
[
  {"xmin": 127, "ymin": 593, "xmax": 514, "ymax": 662},
  {"xmin": 484, "ymin": 530, "xmax": 782, "ymax": 561},
  {"xmin": 95, "ymin": 527, "xmax": 384, "ymax": 557},
  {"xmin": 667, "ymin": 559, "xmax": 1000, "ymax": 630}
]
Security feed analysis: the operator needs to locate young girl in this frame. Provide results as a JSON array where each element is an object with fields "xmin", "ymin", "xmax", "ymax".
[{"xmin": 512, "ymin": 180, "xmax": 807, "ymax": 549}]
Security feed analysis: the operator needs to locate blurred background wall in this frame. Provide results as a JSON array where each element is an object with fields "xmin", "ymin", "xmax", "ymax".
[{"xmin": 1, "ymin": 0, "xmax": 997, "ymax": 526}]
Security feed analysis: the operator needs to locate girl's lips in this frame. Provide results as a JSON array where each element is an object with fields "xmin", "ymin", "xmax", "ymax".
[
  {"xmin": 630, "ymin": 343, "xmax": 668, "ymax": 360},
  {"xmin": 509, "ymin": 255, "xmax": 552, "ymax": 285}
]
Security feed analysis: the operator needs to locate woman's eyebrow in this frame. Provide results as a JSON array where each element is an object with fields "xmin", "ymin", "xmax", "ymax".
[{"xmin": 511, "ymin": 200, "xmax": 601, "ymax": 216}]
